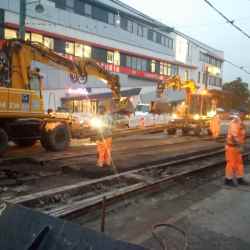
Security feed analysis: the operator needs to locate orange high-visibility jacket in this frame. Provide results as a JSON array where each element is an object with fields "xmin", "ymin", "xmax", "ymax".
[{"xmin": 227, "ymin": 118, "xmax": 246, "ymax": 146}]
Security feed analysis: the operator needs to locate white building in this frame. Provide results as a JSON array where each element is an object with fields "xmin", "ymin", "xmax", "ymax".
[{"xmin": 0, "ymin": 0, "xmax": 224, "ymax": 110}]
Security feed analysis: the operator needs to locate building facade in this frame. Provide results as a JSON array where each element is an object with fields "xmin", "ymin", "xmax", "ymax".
[{"xmin": 0, "ymin": 0, "xmax": 224, "ymax": 110}]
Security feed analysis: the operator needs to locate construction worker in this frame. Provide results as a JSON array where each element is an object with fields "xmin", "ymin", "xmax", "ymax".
[
  {"xmin": 225, "ymin": 110, "xmax": 248, "ymax": 186},
  {"xmin": 210, "ymin": 113, "xmax": 221, "ymax": 139},
  {"xmin": 96, "ymin": 105, "xmax": 113, "ymax": 168}
]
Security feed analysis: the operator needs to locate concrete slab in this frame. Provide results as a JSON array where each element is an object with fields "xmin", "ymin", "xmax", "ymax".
[{"xmin": 141, "ymin": 175, "xmax": 250, "ymax": 250}]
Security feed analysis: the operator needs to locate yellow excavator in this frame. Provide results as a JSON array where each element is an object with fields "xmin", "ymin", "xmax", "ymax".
[
  {"xmin": 0, "ymin": 39, "xmax": 124, "ymax": 154},
  {"xmin": 150, "ymin": 75, "xmax": 211, "ymax": 136}
]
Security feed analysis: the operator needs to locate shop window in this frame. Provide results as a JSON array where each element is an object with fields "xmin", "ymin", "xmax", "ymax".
[
  {"xmin": 25, "ymin": 32, "xmax": 31, "ymax": 41},
  {"xmin": 31, "ymin": 33, "xmax": 43, "ymax": 43},
  {"xmin": 141, "ymin": 59, "xmax": 147, "ymax": 71},
  {"xmin": 75, "ymin": 43, "xmax": 84, "ymax": 57},
  {"xmin": 83, "ymin": 45, "xmax": 91, "ymax": 58},
  {"xmin": 160, "ymin": 62, "xmax": 164, "ymax": 75},
  {"xmin": 132, "ymin": 57, "xmax": 137, "ymax": 69},
  {"xmin": 65, "ymin": 41, "xmax": 74, "ymax": 55},
  {"xmin": 54, "ymin": 38, "xmax": 65, "ymax": 53},
  {"xmin": 92, "ymin": 47, "xmax": 107, "ymax": 62},
  {"xmin": 107, "ymin": 51, "xmax": 114, "ymax": 64},
  {"xmin": 151, "ymin": 60, "xmax": 156, "ymax": 73},
  {"xmin": 126, "ymin": 56, "xmax": 131, "ymax": 68},
  {"xmin": 44, "ymin": 37, "xmax": 54, "ymax": 49},
  {"xmin": 137, "ymin": 58, "xmax": 142, "ymax": 71},
  {"xmin": 4, "ymin": 28, "xmax": 17, "ymax": 39},
  {"xmin": 114, "ymin": 51, "xmax": 120, "ymax": 65},
  {"xmin": 171, "ymin": 65, "xmax": 178, "ymax": 75}
]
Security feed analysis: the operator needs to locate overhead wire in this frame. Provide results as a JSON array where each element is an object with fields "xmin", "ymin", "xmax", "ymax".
[
  {"xmin": 113, "ymin": 0, "xmax": 250, "ymax": 76},
  {"xmin": 203, "ymin": 0, "xmax": 250, "ymax": 39}
]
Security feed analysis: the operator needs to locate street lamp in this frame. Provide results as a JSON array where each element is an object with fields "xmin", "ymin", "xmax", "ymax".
[{"xmin": 19, "ymin": 0, "xmax": 45, "ymax": 40}]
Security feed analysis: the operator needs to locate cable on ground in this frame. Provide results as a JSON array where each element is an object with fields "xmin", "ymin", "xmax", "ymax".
[{"xmin": 152, "ymin": 223, "xmax": 188, "ymax": 250}]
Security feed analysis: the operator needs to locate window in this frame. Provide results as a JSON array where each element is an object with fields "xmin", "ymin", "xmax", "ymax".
[
  {"xmin": 148, "ymin": 29, "xmax": 154, "ymax": 41},
  {"xmin": 44, "ymin": 37, "xmax": 54, "ymax": 49},
  {"xmin": 132, "ymin": 22, "xmax": 137, "ymax": 34},
  {"xmin": 168, "ymin": 38, "xmax": 173, "ymax": 49},
  {"xmin": 114, "ymin": 51, "xmax": 120, "ymax": 65},
  {"xmin": 151, "ymin": 60, "xmax": 156, "ymax": 73},
  {"xmin": 141, "ymin": 59, "xmax": 147, "ymax": 71},
  {"xmin": 108, "ymin": 12, "xmax": 115, "ymax": 25},
  {"xmin": 25, "ymin": 32, "xmax": 31, "ymax": 41},
  {"xmin": 75, "ymin": 43, "xmax": 84, "ymax": 57},
  {"xmin": 83, "ymin": 45, "xmax": 91, "ymax": 58},
  {"xmin": 126, "ymin": 56, "xmax": 131, "ymax": 67},
  {"xmin": 132, "ymin": 57, "xmax": 137, "ymax": 69},
  {"xmin": 4, "ymin": 28, "xmax": 17, "ymax": 39},
  {"xmin": 84, "ymin": 3, "xmax": 92, "ymax": 16},
  {"xmin": 92, "ymin": 47, "xmax": 107, "ymax": 62},
  {"xmin": 167, "ymin": 64, "xmax": 171, "ymax": 75},
  {"xmin": 127, "ymin": 20, "xmax": 133, "ymax": 33},
  {"xmin": 171, "ymin": 65, "xmax": 178, "ymax": 75},
  {"xmin": 92, "ymin": 6, "xmax": 108, "ymax": 23},
  {"xmin": 184, "ymin": 70, "xmax": 189, "ymax": 80},
  {"xmin": 107, "ymin": 51, "xmax": 114, "ymax": 64},
  {"xmin": 156, "ymin": 32, "xmax": 161, "ymax": 44},
  {"xmin": 54, "ymin": 39, "xmax": 65, "ymax": 53},
  {"xmin": 65, "ymin": 0, "xmax": 74, "ymax": 12},
  {"xmin": 137, "ymin": 25, "xmax": 143, "ymax": 37},
  {"xmin": 65, "ymin": 41, "xmax": 74, "ymax": 55},
  {"xmin": 31, "ymin": 33, "xmax": 43, "ymax": 43},
  {"xmin": 160, "ymin": 62, "xmax": 164, "ymax": 75}
]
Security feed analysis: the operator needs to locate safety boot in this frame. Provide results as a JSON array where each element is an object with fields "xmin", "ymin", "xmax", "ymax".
[
  {"xmin": 237, "ymin": 178, "xmax": 249, "ymax": 186},
  {"xmin": 224, "ymin": 179, "xmax": 237, "ymax": 187}
]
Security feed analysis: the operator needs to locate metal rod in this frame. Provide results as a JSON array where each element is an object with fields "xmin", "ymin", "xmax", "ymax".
[
  {"xmin": 19, "ymin": 0, "xmax": 26, "ymax": 40},
  {"xmin": 101, "ymin": 196, "xmax": 106, "ymax": 233}
]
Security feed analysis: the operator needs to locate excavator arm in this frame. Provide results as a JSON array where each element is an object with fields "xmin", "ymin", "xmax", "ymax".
[
  {"xmin": 156, "ymin": 75, "xmax": 196, "ymax": 98},
  {"xmin": 1, "ymin": 39, "xmax": 121, "ymax": 100}
]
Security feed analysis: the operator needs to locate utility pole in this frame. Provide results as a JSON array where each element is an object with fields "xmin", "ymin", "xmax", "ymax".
[{"xmin": 19, "ymin": 0, "xmax": 26, "ymax": 40}]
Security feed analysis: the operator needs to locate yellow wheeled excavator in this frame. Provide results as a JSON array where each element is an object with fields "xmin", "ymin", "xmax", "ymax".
[
  {"xmin": 0, "ymin": 39, "xmax": 124, "ymax": 155},
  {"xmin": 150, "ymin": 75, "xmax": 211, "ymax": 136}
]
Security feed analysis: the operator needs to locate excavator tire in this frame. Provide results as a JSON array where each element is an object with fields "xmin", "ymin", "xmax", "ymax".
[
  {"xmin": 0, "ymin": 128, "xmax": 8, "ymax": 156},
  {"xmin": 41, "ymin": 123, "xmax": 70, "ymax": 152},
  {"xmin": 13, "ymin": 139, "xmax": 37, "ymax": 147}
]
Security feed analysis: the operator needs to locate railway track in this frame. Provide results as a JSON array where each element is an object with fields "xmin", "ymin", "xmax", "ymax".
[{"xmin": 6, "ymin": 145, "xmax": 246, "ymax": 220}]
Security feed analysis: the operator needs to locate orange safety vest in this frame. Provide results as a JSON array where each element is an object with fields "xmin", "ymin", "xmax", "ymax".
[{"xmin": 226, "ymin": 118, "xmax": 246, "ymax": 146}]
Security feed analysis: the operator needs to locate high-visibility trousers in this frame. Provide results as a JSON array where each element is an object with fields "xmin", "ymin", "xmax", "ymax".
[
  {"xmin": 96, "ymin": 137, "xmax": 112, "ymax": 167},
  {"xmin": 225, "ymin": 145, "xmax": 244, "ymax": 179},
  {"xmin": 210, "ymin": 119, "xmax": 220, "ymax": 139}
]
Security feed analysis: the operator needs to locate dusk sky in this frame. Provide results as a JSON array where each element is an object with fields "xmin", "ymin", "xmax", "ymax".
[{"xmin": 121, "ymin": 0, "xmax": 250, "ymax": 84}]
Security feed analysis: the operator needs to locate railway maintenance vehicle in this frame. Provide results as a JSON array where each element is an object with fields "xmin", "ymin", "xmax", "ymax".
[{"xmin": 0, "ymin": 39, "xmax": 128, "ymax": 155}]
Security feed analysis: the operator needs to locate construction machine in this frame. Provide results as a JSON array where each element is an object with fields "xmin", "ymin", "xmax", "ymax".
[
  {"xmin": 0, "ymin": 39, "xmax": 124, "ymax": 155},
  {"xmin": 150, "ymin": 75, "xmax": 211, "ymax": 135}
]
